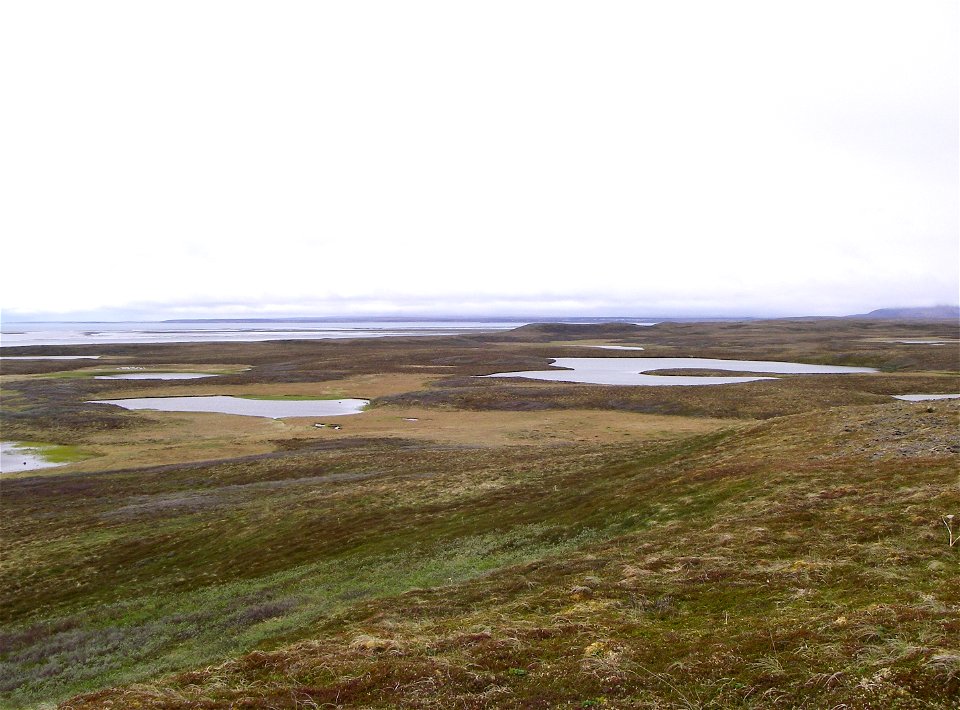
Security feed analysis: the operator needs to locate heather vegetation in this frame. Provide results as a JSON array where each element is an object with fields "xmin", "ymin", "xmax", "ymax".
[{"xmin": 1, "ymin": 318, "xmax": 958, "ymax": 708}]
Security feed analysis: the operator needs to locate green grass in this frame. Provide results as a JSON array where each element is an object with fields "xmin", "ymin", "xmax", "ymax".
[{"xmin": 0, "ymin": 523, "xmax": 607, "ymax": 705}]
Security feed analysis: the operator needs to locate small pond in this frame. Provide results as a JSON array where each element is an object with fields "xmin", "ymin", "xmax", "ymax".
[
  {"xmin": 94, "ymin": 373, "xmax": 215, "ymax": 380},
  {"xmin": 1, "ymin": 442, "xmax": 65, "ymax": 473},
  {"xmin": 582, "ymin": 345, "xmax": 645, "ymax": 351},
  {"xmin": 892, "ymin": 394, "xmax": 960, "ymax": 402},
  {"xmin": 1, "ymin": 355, "xmax": 102, "ymax": 360},
  {"xmin": 482, "ymin": 357, "xmax": 877, "ymax": 386},
  {"xmin": 893, "ymin": 340, "xmax": 955, "ymax": 345},
  {"xmin": 88, "ymin": 396, "xmax": 369, "ymax": 418}
]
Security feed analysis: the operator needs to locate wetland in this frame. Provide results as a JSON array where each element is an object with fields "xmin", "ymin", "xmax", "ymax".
[{"xmin": 1, "ymin": 316, "xmax": 958, "ymax": 708}]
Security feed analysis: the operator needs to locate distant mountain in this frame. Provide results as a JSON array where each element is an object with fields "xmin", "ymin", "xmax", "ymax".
[{"xmin": 853, "ymin": 306, "xmax": 960, "ymax": 320}]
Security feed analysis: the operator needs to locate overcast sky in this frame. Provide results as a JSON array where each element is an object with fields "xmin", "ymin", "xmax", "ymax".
[{"xmin": 1, "ymin": 1, "xmax": 957, "ymax": 320}]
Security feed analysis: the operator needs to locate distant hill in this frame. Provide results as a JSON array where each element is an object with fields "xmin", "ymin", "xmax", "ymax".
[{"xmin": 853, "ymin": 306, "xmax": 960, "ymax": 320}]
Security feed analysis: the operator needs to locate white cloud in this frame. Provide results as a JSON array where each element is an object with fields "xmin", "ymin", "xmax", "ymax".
[{"xmin": 1, "ymin": 0, "xmax": 956, "ymax": 318}]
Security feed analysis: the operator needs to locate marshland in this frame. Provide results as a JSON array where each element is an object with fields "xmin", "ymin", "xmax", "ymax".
[{"xmin": 1, "ymin": 317, "xmax": 958, "ymax": 708}]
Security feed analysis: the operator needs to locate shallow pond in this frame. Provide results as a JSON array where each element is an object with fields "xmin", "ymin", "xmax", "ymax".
[
  {"xmin": 1, "ymin": 442, "xmax": 65, "ymax": 473},
  {"xmin": 892, "ymin": 394, "xmax": 960, "ymax": 401},
  {"xmin": 893, "ymin": 340, "xmax": 955, "ymax": 345},
  {"xmin": 94, "ymin": 373, "xmax": 215, "ymax": 380},
  {"xmin": 88, "ymin": 396, "xmax": 369, "ymax": 418},
  {"xmin": 1, "ymin": 355, "xmax": 101, "ymax": 360},
  {"xmin": 482, "ymin": 357, "xmax": 877, "ymax": 386},
  {"xmin": 583, "ymin": 345, "xmax": 645, "ymax": 351}
]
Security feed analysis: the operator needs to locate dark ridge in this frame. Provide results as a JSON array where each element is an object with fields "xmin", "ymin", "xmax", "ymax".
[
  {"xmin": 482, "ymin": 322, "xmax": 650, "ymax": 342},
  {"xmin": 853, "ymin": 306, "xmax": 960, "ymax": 320}
]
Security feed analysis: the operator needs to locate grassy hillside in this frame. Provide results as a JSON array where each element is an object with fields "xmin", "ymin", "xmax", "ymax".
[{"xmin": 1, "ymin": 319, "xmax": 957, "ymax": 708}]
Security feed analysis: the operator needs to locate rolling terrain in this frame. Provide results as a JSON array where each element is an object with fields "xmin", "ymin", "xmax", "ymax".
[{"xmin": 1, "ymin": 318, "xmax": 958, "ymax": 708}]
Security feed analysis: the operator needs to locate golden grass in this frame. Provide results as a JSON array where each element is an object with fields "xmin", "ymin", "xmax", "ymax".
[{"xmin": 307, "ymin": 406, "xmax": 738, "ymax": 447}]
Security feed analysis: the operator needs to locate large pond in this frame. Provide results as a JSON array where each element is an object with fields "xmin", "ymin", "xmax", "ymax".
[
  {"xmin": 482, "ymin": 357, "xmax": 877, "ymax": 386},
  {"xmin": 88, "ymin": 396, "xmax": 369, "ymax": 418},
  {"xmin": 893, "ymin": 394, "xmax": 960, "ymax": 402},
  {"xmin": 1, "ymin": 442, "xmax": 64, "ymax": 473}
]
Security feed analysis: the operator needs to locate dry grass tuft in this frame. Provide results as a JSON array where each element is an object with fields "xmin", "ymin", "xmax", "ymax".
[{"xmin": 349, "ymin": 634, "xmax": 402, "ymax": 654}]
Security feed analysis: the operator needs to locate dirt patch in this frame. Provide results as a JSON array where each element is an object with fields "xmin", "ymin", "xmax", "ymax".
[{"xmin": 817, "ymin": 400, "xmax": 960, "ymax": 460}]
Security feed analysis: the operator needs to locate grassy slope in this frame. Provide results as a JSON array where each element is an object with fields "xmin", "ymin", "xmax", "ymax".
[
  {"xmin": 1, "ymin": 319, "xmax": 958, "ymax": 708},
  {"xmin": 54, "ymin": 402, "xmax": 960, "ymax": 709}
]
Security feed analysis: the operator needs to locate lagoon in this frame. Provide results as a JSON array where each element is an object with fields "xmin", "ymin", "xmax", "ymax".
[
  {"xmin": 482, "ymin": 357, "xmax": 877, "ymax": 386},
  {"xmin": 1, "ymin": 319, "xmax": 661, "ymax": 347},
  {"xmin": 2, "ymin": 320, "xmax": 525, "ymax": 347},
  {"xmin": 88, "ymin": 396, "xmax": 369, "ymax": 418}
]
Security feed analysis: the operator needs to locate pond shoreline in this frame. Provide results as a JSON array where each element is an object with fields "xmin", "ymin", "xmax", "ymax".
[
  {"xmin": 87, "ymin": 395, "xmax": 370, "ymax": 419},
  {"xmin": 483, "ymin": 356, "xmax": 878, "ymax": 386}
]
